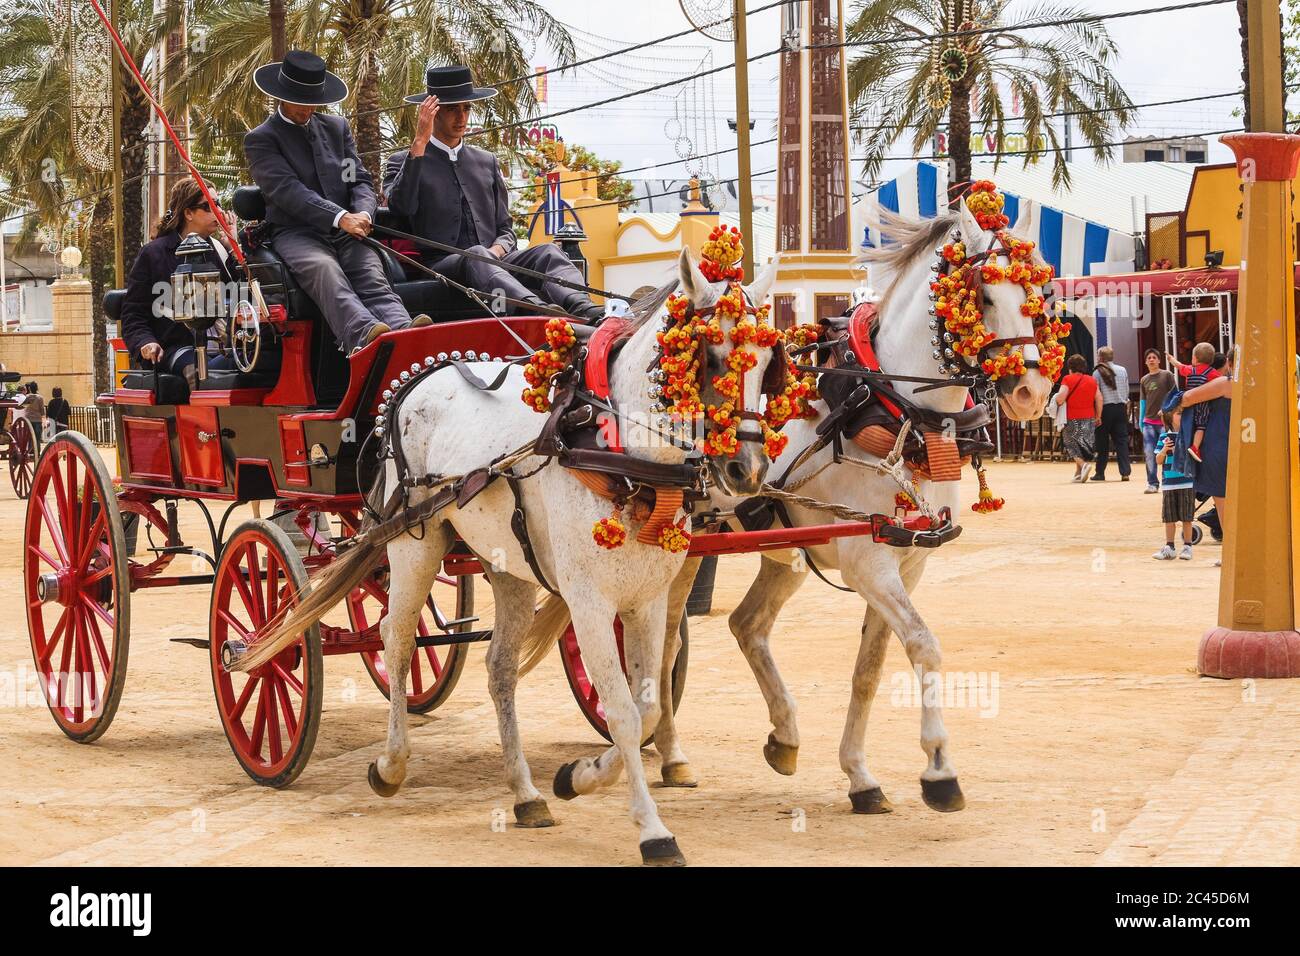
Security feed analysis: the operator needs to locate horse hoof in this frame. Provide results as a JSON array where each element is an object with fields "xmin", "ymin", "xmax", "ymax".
[
  {"xmin": 640, "ymin": 836, "xmax": 687, "ymax": 867},
  {"xmin": 921, "ymin": 777, "xmax": 966, "ymax": 812},
  {"xmin": 763, "ymin": 732, "xmax": 798, "ymax": 776},
  {"xmin": 849, "ymin": 787, "xmax": 894, "ymax": 814},
  {"xmin": 513, "ymin": 799, "xmax": 556, "ymax": 828},
  {"xmin": 553, "ymin": 760, "xmax": 581, "ymax": 801},
  {"xmin": 661, "ymin": 762, "xmax": 698, "ymax": 788},
  {"xmin": 367, "ymin": 761, "xmax": 401, "ymax": 798}
]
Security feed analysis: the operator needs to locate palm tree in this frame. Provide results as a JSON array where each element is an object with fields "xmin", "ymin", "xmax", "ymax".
[
  {"xmin": 180, "ymin": 0, "xmax": 575, "ymax": 188},
  {"xmin": 847, "ymin": 0, "xmax": 1135, "ymax": 196},
  {"xmin": 0, "ymin": 0, "xmax": 174, "ymax": 392}
]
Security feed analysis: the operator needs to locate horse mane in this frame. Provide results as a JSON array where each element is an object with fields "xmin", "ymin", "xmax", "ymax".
[
  {"xmin": 627, "ymin": 277, "xmax": 678, "ymax": 329},
  {"xmin": 860, "ymin": 209, "xmax": 956, "ymax": 319}
]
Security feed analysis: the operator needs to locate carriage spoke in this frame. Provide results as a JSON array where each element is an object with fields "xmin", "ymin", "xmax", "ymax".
[
  {"xmin": 273, "ymin": 678, "xmax": 298, "ymax": 739},
  {"xmin": 83, "ymin": 601, "xmax": 112, "ymax": 674},
  {"xmin": 71, "ymin": 612, "xmax": 86, "ymax": 724},
  {"xmin": 245, "ymin": 543, "xmax": 266, "ymax": 623},
  {"xmin": 28, "ymin": 542, "xmax": 61, "ymax": 571},
  {"xmin": 83, "ymin": 561, "xmax": 114, "ymax": 586},
  {"xmin": 78, "ymin": 616, "xmax": 99, "ymax": 719},
  {"xmin": 410, "ymin": 654, "xmax": 425, "ymax": 695},
  {"xmin": 217, "ymin": 608, "xmax": 253, "ymax": 641},
  {"xmin": 424, "ymin": 645, "xmax": 444, "ymax": 680},
  {"xmin": 228, "ymin": 556, "xmax": 259, "ymax": 623},
  {"xmin": 264, "ymin": 554, "xmax": 282, "ymax": 620},
  {"xmin": 37, "ymin": 607, "xmax": 71, "ymax": 667},
  {"xmin": 56, "ymin": 611, "xmax": 75, "ymax": 708},
  {"xmin": 77, "ymin": 470, "xmax": 94, "ymax": 557},
  {"xmin": 38, "ymin": 497, "xmax": 70, "ymax": 566},
  {"xmin": 271, "ymin": 661, "xmax": 303, "ymax": 697},
  {"xmin": 249, "ymin": 683, "xmax": 269, "ymax": 758},
  {"xmin": 79, "ymin": 593, "xmax": 115, "ymax": 631},
  {"xmin": 266, "ymin": 683, "xmax": 283, "ymax": 764},
  {"xmin": 230, "ymin": 675, "xmax": 260, "ymax": 723},
  {"xmin": 74, "ymin": 511, "xmax": 107, "ymax": 573}
]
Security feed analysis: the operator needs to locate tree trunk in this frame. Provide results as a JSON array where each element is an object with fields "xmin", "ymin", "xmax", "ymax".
[
  {"xmin": 88, "ymin": 195, "xmax": 114, "ymax": 398},
  {"xmin": 947, "ymin": 80, "xmax": 973, "ymax": 208},
  {"xmin": 120, "ymin": 82, "xmax": 150, "ymax": 269},
  {"xmin": 355, "ymin": 46, "xmax": 384, "ymax": 194},
  {"xmin": 269, "ymin": 0, "xmax": 287, "ymax": 60},
  {"xmin": 1239, "ymin": 0, "xmax": 1251, "ymax": 131}
]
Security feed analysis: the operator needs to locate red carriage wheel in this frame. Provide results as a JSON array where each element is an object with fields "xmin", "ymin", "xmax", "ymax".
[
  {"xmin": 559, "ymin": 614, "xmax": 689, "ymax": 745},
  {"xmin": 9, "ymin": 416, "xmax": 40, "ymax": 499},
  {"xmin": 209, "ymin": 519, "xmax": 322, "ymax": 788},
  {"xmin": 351, "ymin": 572, "xmax": 471, "ymax": 714},
  {"xmin": 23, "ymin": 431, "xmax": 130, "ymax": 742}
]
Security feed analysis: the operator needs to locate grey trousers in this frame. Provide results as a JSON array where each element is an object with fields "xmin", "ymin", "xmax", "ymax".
[
  {"xmin": 273, "ymin": 228, "xmax": 411, "ymax": 351},
  {"xmin": 426, "ymin": 243, "xmax": 599, "ymax": 316}
]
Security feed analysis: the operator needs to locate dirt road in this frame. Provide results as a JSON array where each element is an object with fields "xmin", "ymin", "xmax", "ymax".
[{"xmin": 2, "ymin": 459, "xmax": 1296, "ymax": 866}]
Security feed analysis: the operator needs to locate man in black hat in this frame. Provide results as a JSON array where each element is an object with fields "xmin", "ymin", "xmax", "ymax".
[
  {"xmin": 244, "ymin": 50, "xmax": 428, "ymax": 353},
  {"xmin": 383, "ymin": 65, "xmax": 604, "ymax": 320}
]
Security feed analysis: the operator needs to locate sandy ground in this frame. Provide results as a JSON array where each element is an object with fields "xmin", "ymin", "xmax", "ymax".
[{"xmin": 2, "ymin": 456, "xmax": 1298, "ymax": 867}]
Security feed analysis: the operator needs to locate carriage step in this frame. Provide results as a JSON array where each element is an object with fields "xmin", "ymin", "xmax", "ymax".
[
  {"xmin": 169, "ymin": 637, "xmax": 211, "ymax": 649},
  {"xmin": 415, "ymin": 628, "xmax": 492, "ymax": 648},
  {"xmin": 437, "ymin": 615, "xmax": 478, "ymax": 632}
]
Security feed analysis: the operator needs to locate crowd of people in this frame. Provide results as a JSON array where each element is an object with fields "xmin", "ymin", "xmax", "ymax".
[
  {"xmin": 1049, "ymin": 342, "xmax": 1232, "ymax": 564},
  {"xmin": 2, "ymin": 381, "xmax": 70, "ymax": 441}
]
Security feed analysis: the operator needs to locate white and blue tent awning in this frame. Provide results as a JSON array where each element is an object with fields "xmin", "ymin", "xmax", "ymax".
[{"xmin": 862, "ymin": 162, "xmax": 1136, "ymax": 279}]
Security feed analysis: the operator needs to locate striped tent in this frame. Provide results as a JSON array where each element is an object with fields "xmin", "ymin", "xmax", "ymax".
[{"xmin": 862, "ymin": 162, "xmax": 1136, "ymax": 278}]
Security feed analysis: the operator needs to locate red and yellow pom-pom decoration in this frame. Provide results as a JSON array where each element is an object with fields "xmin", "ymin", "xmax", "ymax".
[
  {"xmin": 895, "ymin": 490, "xmax": 918, "ymax": 513},
  {"xmin": 593, "ymin": 510, "xmax": 628, "ymax": 549},
  {"xmin": 658, "ymin": 520, "xmax": 692, "ymax": 554},
  {"xmin": 698, "ymin": 225, "xmax": 745, "ymax": 283},
  {"xmin": 522, "ymin": 317, "xmax": 578, "ymax": 412},
  {"xmin": 931, "ymin": 183, "xmax": 1072, "ymax": 384},
  {"xmin": 971, "ymin": 466, "xmax": 1004, "ymax": 514},
  {"xmin": 966, "ymin": 180, "xmax": 1009, "ymax": 231}
]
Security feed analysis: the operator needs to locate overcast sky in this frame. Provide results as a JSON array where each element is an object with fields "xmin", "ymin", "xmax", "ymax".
[{"xmin": 528, "ymin": 0, "xmax": 1268, "ymax": 207}]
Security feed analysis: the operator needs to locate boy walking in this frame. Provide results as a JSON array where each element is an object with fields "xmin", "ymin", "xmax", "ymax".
[{"xmin": 1153, "ymin": 405, "xmax": 1194, "ymax": 560}]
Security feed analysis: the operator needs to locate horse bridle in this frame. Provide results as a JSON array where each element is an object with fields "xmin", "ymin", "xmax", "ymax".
[{"xmin": 933, "ymin": 231, "xmax": 1048, "ymax": 392}]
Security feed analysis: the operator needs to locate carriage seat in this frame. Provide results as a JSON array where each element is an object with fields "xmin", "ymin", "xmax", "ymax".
[
  {"xmin": 104, "ymin": 288, "xmax": 279, "ymax": 401},
  {"xmin": 233, "ymin": 184, "xmax": 492, "ymax": 321}
]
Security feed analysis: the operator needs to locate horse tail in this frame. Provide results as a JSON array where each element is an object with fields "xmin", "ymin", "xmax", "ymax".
[
  {"xmin": 233, "ymin": 518, "xmax": 405, "ymax": 673},
  {"xmin": 517, "ymin": 592, "xmax": 571, "ymax": 678}
]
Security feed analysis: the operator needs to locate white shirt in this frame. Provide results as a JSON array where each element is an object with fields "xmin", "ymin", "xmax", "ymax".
[
  {"xmin": 427, "ymin": 136, "xmax": 464, "ymax": 162},
  {"xmin": 275, "ymin": 107, "xmax": 368, "ymax": 229}
]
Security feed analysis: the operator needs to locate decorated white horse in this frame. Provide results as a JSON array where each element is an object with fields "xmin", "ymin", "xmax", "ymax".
[
  {"xmin": 237, "ymin": 235, "xmax": 795, "ymax": 865},
  {"xmin": 524, "ymin": 183, "xmax": 1065, "ymax": 816}
]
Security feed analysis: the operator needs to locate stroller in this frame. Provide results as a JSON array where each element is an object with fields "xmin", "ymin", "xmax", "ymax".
[{"xmin": 1190, "ymin": 496, "xmax": 1223, "ymax": 546}]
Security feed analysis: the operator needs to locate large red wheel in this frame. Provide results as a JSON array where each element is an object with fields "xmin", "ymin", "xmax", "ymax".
[
  {"xmin": 209, "ymin": 520, "xmax": 322, "ymax": 788},
  {"xmin": 23, "ymin": 431, "xmax": 130, "ymax": 742},
  {"xmin": 9, "ymin": 416, "xmax": 39, "ymax": 499},
  {"xmin": 560, "ymin": 614, "xmax": 689, "ymax": 745},
  {"xmin": 351, "ymin": 571, "xmax": 471, "ymax": 714}
]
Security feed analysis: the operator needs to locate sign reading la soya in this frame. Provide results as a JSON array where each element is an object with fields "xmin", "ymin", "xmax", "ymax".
[{"xmin": 933, "ymin": 131, "xmax": 1047, "ymax": 157}]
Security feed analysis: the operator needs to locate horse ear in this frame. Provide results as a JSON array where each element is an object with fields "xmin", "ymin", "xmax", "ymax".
[
  {"xmin": 678, "ymin": 247, "xmax": 711, "ymax": 305},
  {"xmin": 1011, "ymin": 200, "xmax": 1038, "ymax": 240},
  {"xmin": 746, "ymin": 259, "xmax": 777, "ymax": 305},
  {"xmin": 957, "ymin": 199, "xmax": 984, "ymax": 247}
]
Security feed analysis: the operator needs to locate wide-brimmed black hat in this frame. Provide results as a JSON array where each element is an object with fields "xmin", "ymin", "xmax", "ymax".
[
  {"xmin": 254, "ymin": 50, "xmax": 348, "ymax": 106},
  {"xmin": 404, "ymin": 64, "xmax": 498, "ymax": 105}
]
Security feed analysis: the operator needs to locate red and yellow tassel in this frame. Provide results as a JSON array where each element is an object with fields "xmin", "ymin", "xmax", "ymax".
[{"xmin": 971, "ymin": 467, "xmax": 1004, "ymax": 514}]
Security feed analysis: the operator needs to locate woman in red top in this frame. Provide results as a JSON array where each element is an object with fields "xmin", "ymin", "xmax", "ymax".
[{"xmin": 1053, "ymin": 353, "xmax": 1103, "ymax": 482}]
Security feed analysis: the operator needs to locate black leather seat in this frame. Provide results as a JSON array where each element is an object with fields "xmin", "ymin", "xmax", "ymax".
[{"xmin": 236, "ymin": 183, "xmax": 492, "ymax": 321}]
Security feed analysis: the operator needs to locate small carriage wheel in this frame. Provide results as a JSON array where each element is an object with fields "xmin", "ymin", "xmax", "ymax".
[
  {"xmin": 351, "ymin": 572, "xmax": 471, "ymax": 714},
  {"xmin": 230, "ymin": 300, "xmax": 262, "ymax": 373},
  {"xmin": 1191, "ymin": 524, "xmax": 1204, "ymax": 546},
  {"xmin": 209, "ymin": 519, "xmax": 323, "ymax": 788},
  {"xmin": 23, "ymin": 431, "xmax": 130, "ymax": 743},
  {"xmin": 8, "ymin": 416, "xmax": 40, "ymax": 500},
  {"xmin": 559, "ymin": 613, "xmax": 689, "ymax": 746}
]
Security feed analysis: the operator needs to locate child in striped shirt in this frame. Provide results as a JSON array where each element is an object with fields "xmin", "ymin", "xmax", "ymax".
[
  {"xmin": 1153, "ymin": 406, "xmax": 1194, "ymax": 561},
  {"xmin": 1167, "ymin": 342, "xmax": 1220, "ymax": 463}
]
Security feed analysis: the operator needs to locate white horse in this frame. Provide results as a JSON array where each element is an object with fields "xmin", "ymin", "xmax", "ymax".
[
  {"xmin": 239, "ymin": 248, "xmax": 777, "ymax": 866},
  {"xmin": 524, "ymin": 199, "xmax": 1055, "ymax": 816}
]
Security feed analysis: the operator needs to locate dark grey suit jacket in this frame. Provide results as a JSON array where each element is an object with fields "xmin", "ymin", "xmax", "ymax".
[
  {"xmin": 244, "ymin": 112, "xmax": 376, "ymax": 234},
  {"xmin": 383, "ymin": 144, "xmax": 516, "ymax": 254}
]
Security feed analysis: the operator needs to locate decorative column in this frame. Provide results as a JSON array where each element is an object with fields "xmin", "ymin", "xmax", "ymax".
[
  {"xmin": 770, "ymin": 0, "xmax": 860, "ymax": 330},
  {"xmin": 1197, "ymin": 0, "xmax": 1300, "ymax": 678}
]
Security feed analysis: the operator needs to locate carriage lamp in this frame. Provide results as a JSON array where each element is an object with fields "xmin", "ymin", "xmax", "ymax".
[
  {"xmin": 554, "ymin": 222, "xmax": 589, "ymax": 281},
  {"xmin": 170, "ymin": 233, "xmax": 228, "ymax": 381}
]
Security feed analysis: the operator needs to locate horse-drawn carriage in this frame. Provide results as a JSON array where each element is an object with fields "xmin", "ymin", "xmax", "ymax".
[
  {"xmin": 22, "ymin": 183, "xmax": 900, "ymax": 787},
  {"xmin": 1, "ymin": 371, "xmax": 40, "ymax": 499}
]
